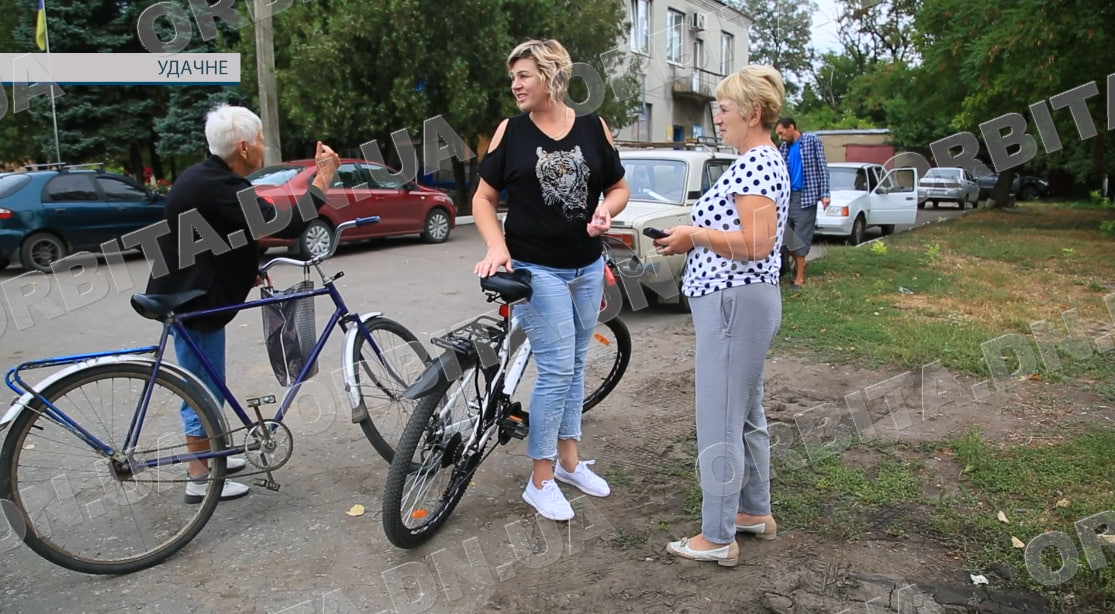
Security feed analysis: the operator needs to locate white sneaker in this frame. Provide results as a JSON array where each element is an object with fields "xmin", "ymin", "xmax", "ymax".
[
  {"xmin": 185, "ymin": 472, "xmax": 250, "ymax": 504},
  {"xmin": 554, "ymin": 460, "xmax": 611, "ymax": 497},
  {"xmin": 226, "ymin": 457, "xmax": 247, "ymax": 474},
  {"xmin": 522, "ymin": 476, "xmax": 574, "ymax": 521}
]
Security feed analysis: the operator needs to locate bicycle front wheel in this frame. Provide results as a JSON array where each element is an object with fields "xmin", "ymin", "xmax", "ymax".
[
  {"xmin": 583, "ymin": 316, "xmax": 631, "ymax": 413},
  {"xmin": 0, "ymin": 362, "xmax": 227, "ymax": 574},
  {"xmin": 382, "ymin": 365, "xmax": 488, "ymax": 549},
  {"xmin": 350, "ymin": 316, "xmax": 431, "ymax": 462}
]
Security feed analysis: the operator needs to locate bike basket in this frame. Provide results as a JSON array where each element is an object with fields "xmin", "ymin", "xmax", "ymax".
[{"xmin": 260, "ymin": 279, "xmax": 318, "ymax": 387}]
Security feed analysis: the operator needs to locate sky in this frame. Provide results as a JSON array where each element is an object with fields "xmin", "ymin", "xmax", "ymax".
[{"xmin": 809, "ymin": 0, "xmax": 844, "ymax": 53}]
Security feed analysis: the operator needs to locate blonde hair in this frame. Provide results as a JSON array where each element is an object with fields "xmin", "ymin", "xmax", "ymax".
[
  {"xmin": 507, "ymin": 39, "xmax": 573, "ymax": 104},
  {"xmin": 715, "ymin": 65, "xmax": 786, "ymax": 130}
]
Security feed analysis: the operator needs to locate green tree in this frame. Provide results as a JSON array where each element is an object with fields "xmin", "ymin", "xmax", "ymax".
[
  {"xmin": 0, "ymin": 1, "xmax": 46, "ymax": 166},
  {"xmin": 913, "ymin": 0, "xmax": 1115, "ymax": 202},
  {"xmin": 12, "ymin": 0, "xmax": 169, "ymax": 179},
  {"xmin": 729, "ymin": 0, "xmax": 817, "ymax": 96},
  {"xmin": 268, "ymin": 0, "xmax": 639, "ymax": 213}
]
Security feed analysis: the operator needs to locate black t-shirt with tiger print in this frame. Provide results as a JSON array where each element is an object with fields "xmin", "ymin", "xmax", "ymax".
[{"xmin": 479, "ymin": 112, "xmax": 625, "ymax": 269}]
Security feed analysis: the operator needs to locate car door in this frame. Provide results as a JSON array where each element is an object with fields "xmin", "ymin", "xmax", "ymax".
[
  {"xmin": 962, "ymin": 170, "xmax": 979, "ymax": 202},
  {"xmin": 362, "ymin": 162, "xmax": 424, "ymax": 236},
  {"xmin": 319, "ymin": 162, "xmax": 377, "ymax": 236},
  {"xmin": 868, "ymin": 167, "xmax": 918, "ymax": 225},
  {"xmin": 40, "ymin": 173, "xmax": 109, "ymax": 250},
  {"xmin": 94, "ymin": 174, "xmax": 164, "ymax": 238}
]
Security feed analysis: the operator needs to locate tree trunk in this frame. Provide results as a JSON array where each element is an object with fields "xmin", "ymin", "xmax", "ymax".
[
  {"xmin": 148, "ymin": 140, "xmax": 164, "ymax": 183},
  {"xmin": 452, "ymin": 158, "xmax": 469, "ymax": 216},
  {"xmin": 988, "ymin": 169, "xmax": 1016, "ymax": 209},
  {"xmin": 129, "ymin": 142, "xmax": 145, "ymax": 183}
]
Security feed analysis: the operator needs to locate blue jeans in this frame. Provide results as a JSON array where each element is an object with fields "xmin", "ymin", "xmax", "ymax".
[
  {"xmin": 511, "ymin": 256, "xmax": 605, "ymax": 460},
  {"xmin": 172, "ymin": 326, "xmax": 226, "ymax": 437}
]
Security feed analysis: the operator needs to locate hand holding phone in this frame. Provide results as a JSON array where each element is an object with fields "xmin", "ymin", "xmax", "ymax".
[{"xmin": 642, "ymin": 226, "xmax": 669, "ymax": 240}]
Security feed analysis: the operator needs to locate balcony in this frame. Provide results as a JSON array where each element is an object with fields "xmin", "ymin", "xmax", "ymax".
[{"xmin": 671, "ymin": 67, "xmax": 721, "ymax": 102}]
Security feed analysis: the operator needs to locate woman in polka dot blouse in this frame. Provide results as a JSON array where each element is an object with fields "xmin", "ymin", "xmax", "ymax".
[{"xmin": 654, "ymin": 65, "xmax": 790, "ymax": 567}]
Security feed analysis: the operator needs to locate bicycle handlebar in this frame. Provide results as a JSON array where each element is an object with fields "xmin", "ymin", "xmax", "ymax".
[{"xmin": 259, "ymin": 215, "xmax": 380, "ymax": 273}]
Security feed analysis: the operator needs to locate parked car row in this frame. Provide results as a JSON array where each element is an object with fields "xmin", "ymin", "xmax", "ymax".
[
  {"xmin": 603, "ymin": 148, "xmax": 923, "ymax": 311},
  {"xmin": 0, "ymin": 157, "xmax": 458, "ymax": 274}
]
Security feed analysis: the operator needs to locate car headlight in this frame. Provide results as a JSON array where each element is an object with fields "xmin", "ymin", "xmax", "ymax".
[{"xmin": 826, "ymin": 205, "xmax": 849, "ymax": 217}]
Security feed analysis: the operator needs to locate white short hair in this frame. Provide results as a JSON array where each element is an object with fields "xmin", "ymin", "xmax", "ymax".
[{"xmin": 205, "ymin": 103, "xmax": 262, "ymax": 159}]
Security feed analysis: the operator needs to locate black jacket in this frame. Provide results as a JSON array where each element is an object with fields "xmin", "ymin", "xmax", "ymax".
[{"xmin": 144, "ymin": 154, "xmax": 325, "ymax": 331}]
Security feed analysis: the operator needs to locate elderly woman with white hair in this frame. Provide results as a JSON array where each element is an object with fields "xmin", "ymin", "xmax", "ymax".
[{"xmin": 144, "ymin": 103, "xmax": 341, "ymax": 503}]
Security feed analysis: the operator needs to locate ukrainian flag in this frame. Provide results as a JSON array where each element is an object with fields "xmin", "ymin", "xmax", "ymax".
[{"xmin": 35, "ymin": 0, "xmax": 46, "ymax": 51}]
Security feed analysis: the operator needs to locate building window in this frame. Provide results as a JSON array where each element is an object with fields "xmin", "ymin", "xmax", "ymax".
[
  {"xmin": 630, "ymin": 0, "xmax": 649, "ymax": 53},
  {"xmin": 666, "ymin": 9, "xmax": 684, "ymax": 64},
  {"xmin": 720, "ymin": 32, "xmax": 734, "ymax": 75}
]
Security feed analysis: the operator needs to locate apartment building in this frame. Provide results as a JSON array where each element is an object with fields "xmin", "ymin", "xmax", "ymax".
[{"xmin": 615, "ymin": 0, "xmax": 752, "ymax": 145}]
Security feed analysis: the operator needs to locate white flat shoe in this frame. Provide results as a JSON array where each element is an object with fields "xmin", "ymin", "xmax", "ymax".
[{"xmin": 666, "ymin": 537, "xmax": 739, "ymax": 567}]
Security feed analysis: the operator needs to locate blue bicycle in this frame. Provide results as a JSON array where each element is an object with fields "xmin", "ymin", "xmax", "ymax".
[{"xmin": 0, "ymin": 217, "xmax": 430, "ymax": 574}]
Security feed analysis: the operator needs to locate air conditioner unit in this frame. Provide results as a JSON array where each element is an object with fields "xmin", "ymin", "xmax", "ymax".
[{"xmin": 689, "ymin": 12, "xmax": 707, "ymax": 31}]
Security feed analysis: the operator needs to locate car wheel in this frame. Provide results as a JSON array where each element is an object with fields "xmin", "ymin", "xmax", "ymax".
[
  {"xmin": 0, "ymin": 257, "xmax": 9, "ymax": 270},
  {"xmin": 421, "ymin": 207, "xmax": 451, "ymax": 243},
  {"xmin": 20, "ymin": 232, "xmax": 68, "ymax": 273},
  {"xmin": 849, "ymin": 215, "xmax": 867, "ymax": 245},
  {"xmin": 298, "ymin": 220, "xmax": 335, "ymax": 259},
  {"xmin": 1019, "ymin": 186, "xmax": 1038, "ymax": 201}
]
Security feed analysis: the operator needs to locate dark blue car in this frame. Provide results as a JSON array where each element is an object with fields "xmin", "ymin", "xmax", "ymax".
[{"xmin": 0, "ymin": 164, "xmax": 166, "ymax": 273}]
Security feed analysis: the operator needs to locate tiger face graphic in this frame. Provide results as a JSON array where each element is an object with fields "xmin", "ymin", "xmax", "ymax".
[{"xmin": 536, "ymin": 145, "xmax": 590, "ymax": 222}]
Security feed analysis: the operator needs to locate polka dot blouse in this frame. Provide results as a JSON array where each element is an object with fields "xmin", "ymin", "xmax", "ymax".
[{"xmin": 681, "ymin": 145, "xmax": 790, "ymax": 298}]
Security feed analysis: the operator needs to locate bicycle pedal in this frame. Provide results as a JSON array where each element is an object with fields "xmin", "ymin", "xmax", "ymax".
[
  {"xmin": 501, "ymin": 407, "xmax": 530, "ymax": 440},
  {"xmin": 254, "ymin": 478, "xmax": 281, "ymax": 492}
]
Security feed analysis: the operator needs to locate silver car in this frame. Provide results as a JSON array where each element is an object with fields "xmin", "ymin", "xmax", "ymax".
[{"xmin": 917, "ymin": 167, "xmax": 980, "ymax": 209}]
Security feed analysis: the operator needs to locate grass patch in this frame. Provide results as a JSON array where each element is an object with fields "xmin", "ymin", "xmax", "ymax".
[
  {"xmin": 777, "ymin": 201, "xmax": 1115, "ymax": 379},
  {"xmin": 609, "ymin": 527, "xmax": 649, "ymax": 549},
  {"xmin": 603, "ymin": 466, "xmax": 634, "ymax": 487},
  {"xmin": 929, "ymin": 426, "xmax": 1115, "ymax": 610}
]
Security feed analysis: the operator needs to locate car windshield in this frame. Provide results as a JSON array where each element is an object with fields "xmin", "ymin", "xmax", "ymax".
[
  {"xmin": 829, "ymin": 167, "xmax": 867, "ymax": 192},
  {"xmin": 249, "ymin": 166, "xmax": 302, "ymax": 186},
  {"xmin": 621, "ymin": 159, "xmax": 687, "ymax": 204},
  {"xmin": 0, "ymin": 174, "xmax": 31, "ymax": 199}
]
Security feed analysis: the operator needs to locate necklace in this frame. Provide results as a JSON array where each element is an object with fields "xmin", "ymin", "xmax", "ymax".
[{"xmin": 533, "ymin": 106, "xmax": 570, "ymax": 140}]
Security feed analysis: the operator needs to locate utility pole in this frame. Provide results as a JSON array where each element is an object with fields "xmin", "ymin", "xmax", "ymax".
[{"xmin": 254, "ymin": 0, "xmax": 282, "ymax": 164}]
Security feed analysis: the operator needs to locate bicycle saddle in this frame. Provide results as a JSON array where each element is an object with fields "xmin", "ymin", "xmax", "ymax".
[
  {"xmin": 480, "ymin": 269, "xmax": 533, "ymax": 303},
  {"xmin": 130, "ymin": 289, "xmax": 207, "ymax": 320}
]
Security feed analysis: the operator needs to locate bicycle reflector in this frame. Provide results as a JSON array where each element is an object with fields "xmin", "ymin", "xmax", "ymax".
[
  {"xmin": 499, "ymin": 304, "xmax": 510, "ymax": 318},
  {"xmin": 604, "ymin": 265, "xmax": 617, "ymax": 286},
  {"xmin": 410, "ymin": 509, "xmax": 428, "ymax": 520}
]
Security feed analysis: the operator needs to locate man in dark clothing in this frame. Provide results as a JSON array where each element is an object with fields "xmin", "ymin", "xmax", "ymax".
[{"xmin": 144, "ymin": 103, "xmax": 340, "ymax": 502}]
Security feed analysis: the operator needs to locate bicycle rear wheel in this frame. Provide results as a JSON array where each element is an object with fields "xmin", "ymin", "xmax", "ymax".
[
  {"xmin": 582, "ymin": 316, "xmax": 631, "ymax": 413},
  {"xmin": 350, "ymin": 316, "xmax": 431, "ymax": 462},
  {"xmin": 382, "ymin": 366, "xmax": 488, "ymax": 549},
  {"xmin": 0, "ymin": 362, "xmax": 227, "ymax": 574}
]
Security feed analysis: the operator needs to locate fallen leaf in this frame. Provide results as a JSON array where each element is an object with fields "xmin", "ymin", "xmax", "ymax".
[
  {"xmin": 346, "ymin": 504, "xmax": 365, "ymax": 517},
  {"xmin": 1056, "ymin": 498, "xmax": 1070, "ymax": 508},
  {"xmin": 1012, "ymin": 537, "xmax": 1026, "ymax": 548},
  {"xmin": 22, "ymin": 444, "xmax": 34, "ymax": 450},
  {"xmin": 971, "ymin": 573, "xmax": 989, "ymax": 585},
  {"xmin": 997, "ymin": 511, "xmax": 1010, "ymax": 524},
  {"xmin": 1098, "ymin": 535, "xmax": 1115, "ymax": 545}
]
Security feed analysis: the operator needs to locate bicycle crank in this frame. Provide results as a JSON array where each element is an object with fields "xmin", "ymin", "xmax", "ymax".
[{"xmin": 243, "ymin": 420, "xmax": 294, "ymax": 479}]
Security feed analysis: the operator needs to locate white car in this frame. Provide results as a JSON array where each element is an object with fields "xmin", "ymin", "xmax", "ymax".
[
  {"xmin": 604, "ymin": 148, "xmax": 738, "ymax": 311},
  {"xmin": 814, "ymin": 162, "xmax": 920, "ymax": 245},
  {"xmin": 916, "ymin": 166, "xmax": 979, "ymax": 209}
]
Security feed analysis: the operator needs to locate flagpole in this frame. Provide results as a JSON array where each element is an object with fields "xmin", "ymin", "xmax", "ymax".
[{"xmin": 41, "ymin": 1, "xmax": 61, "ymax": 164}]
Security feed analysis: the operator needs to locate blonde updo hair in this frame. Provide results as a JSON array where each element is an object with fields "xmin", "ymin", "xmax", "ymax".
[
  {"xmin": 715, "ymin": 65, "xmax": 786, "ymax": 130},
  {"xmin": 507, "ymin": 39, "xmax": 573, "ymax": 104}
]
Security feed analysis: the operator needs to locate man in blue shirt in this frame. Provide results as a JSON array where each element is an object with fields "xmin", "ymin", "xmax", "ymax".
[{"xmin": 776, "ymin": 118, "xmax": 830, "ymax": 291}]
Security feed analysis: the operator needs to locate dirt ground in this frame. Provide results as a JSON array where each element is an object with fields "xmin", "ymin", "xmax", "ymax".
[{"xmin": 459, "ymin": 314, "xmax": 1113, "ymax": 614}]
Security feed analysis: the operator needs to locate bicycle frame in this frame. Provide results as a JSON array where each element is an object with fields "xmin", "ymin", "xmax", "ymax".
[{"xmin": 2, "ymin": 218, "xmax": 397, "ymax": 471}]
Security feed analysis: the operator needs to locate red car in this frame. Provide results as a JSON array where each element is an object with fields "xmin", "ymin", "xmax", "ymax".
[{"xmin": 247, "ymin": 158, "xmax": 457, "ymax": 258}]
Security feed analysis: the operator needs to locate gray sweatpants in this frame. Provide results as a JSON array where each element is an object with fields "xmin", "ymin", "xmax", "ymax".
[{"xmin": 690, "ymin": 282, "xmax": 781, "ymax": 544}]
